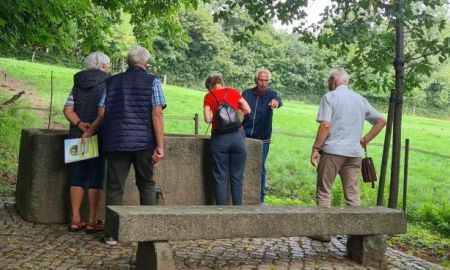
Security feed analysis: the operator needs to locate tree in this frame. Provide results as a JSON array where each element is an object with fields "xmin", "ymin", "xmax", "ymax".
[
  {"xmin": 0, "ymin": 0, "xmax": 119, "ymax": 58},
  {"xmin": 298, "ymin": 0, "xmax": 450, "ymax": 208}
]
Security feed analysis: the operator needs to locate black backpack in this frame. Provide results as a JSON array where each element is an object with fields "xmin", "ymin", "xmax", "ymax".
[{"xmin": 210, "ymin": 88, "xmax": 241, "ymax": 133}]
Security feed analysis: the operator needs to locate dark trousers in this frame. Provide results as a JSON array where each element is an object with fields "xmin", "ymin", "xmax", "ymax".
[
  {"xmin": 260, "ymin": 142, "xmax": 270, "ymax": 203},
  {"xmin": 105, "ymin": 148, "xmax": 156, "ymax": 207},
  {"xmin": 211, "ymin": 129, "xmax": 247, "ymax": 205}
]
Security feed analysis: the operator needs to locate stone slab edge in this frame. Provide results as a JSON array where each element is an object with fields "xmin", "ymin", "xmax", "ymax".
[{"xmin": 106, "ymin": 206, "xmax": 407, "ymax": 242}]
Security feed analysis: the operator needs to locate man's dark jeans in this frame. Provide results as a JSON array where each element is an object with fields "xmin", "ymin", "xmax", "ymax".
[
  {"xmin": 105, "ymin": 148, "xmax": 156, "ymax": 207},
  {"xmin": 210, "ymin": 129, "xmax": 247, "ymax": 205},
  {"xmin": 260, "ymin": 142, "xmax": 270, "ymax": 203}
]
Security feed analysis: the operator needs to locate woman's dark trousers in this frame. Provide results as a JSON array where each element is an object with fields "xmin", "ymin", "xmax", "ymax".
[{"xmin": 211, "ymin": 129, "xmax": 247, "ymax": 205}]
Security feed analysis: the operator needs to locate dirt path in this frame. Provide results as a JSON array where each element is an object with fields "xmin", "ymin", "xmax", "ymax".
[{"xmin": 0, "ymin": 71, "xmax": 66, "ymax": 129}]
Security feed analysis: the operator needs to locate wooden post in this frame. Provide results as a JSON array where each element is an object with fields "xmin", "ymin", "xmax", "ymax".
[
  {"xmin": 47, "ymin": 71, "xmax": 54, "ymax": 129},
  {"xmin": 194, "ymin": 113, "xmax": 199, "ymax": 135},
  {"xmin": 403, "ymin": 138, "xmax": 409, "ymax": 212}
]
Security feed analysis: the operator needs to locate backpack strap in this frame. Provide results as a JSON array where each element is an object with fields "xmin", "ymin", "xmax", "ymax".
[{"xmin": 210, "ymin": 88, "xmax": 228, "ymax": 106}]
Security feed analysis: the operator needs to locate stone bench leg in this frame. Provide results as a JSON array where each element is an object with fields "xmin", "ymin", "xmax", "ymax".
[
  {"xmin": 347, "ymin": 235, "xmax": 387, "ymax": 269},
  {"xmin": 136, "ymin": 241, "xmax": 175, "ymax": 270}
]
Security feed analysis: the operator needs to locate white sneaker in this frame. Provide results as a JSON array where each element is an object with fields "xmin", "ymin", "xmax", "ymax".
[{"xmin": 104, "ymin": 236, "xmax": 117, "ymax": 246}]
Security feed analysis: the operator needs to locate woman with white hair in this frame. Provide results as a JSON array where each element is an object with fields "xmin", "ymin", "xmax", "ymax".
[{"xmin": 63, "ymin": 51, "xmax": 110, "ymax": 233}]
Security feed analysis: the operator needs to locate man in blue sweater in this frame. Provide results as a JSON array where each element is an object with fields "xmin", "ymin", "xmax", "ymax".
[{"xmin": 242, "ymin": 68, "xmax": 283, "ymax": 204}]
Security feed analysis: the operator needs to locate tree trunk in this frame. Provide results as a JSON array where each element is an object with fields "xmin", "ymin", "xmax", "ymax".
[
  {"xmin": 377, "ymin": 88, "xmax": 396, "ymax": 206},
  {"xmin": 388, "ymin": 0, "xmax": 405, "ymax": 209}
]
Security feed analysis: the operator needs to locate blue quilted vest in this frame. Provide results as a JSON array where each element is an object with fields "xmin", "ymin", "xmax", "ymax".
[{"xmin": 103, "ymin": 66, "xmax": 156, "ymax": 152}]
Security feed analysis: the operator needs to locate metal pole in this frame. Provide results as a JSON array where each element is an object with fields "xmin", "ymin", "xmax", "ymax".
[
  {"xmin": 194, "ymin": 113, "xmax": 199, "ymax": 135},
  {"xmin": 403, "ymin": 138, "xmax": 409, "ymax": 212},
  {"xmin": 47, "ymin": 71, "xmax": 53, "ymax": 129}
]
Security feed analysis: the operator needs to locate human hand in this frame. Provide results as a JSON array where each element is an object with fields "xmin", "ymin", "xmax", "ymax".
[
  {"xmin": 236, "ymin": 109, "xmax": 244, "ymax": 121},
  {"xmin": 310, "ymin": 149, "xmax": 321, "ymax": 167},
  {"xmin": 81, "ymin": 128, "xmax": 95, "ymax": 142},
  {"xmin": 152, "ymin": 147, "xmax": 164, "ymax": 166},
  {"xmin": 78, "ymin": 122, "xmax": 90, "ymax": 132},
  {"xmin": 268, "ymin": 99, "xmax": 279, "ymax": 109},
  {"xmin": 360, "ymin": 137, "xmax": 368, "ymax": 149}
]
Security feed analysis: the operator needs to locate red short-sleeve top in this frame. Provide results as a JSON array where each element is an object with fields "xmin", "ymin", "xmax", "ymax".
[{"xmin": 204, "ymin": 88, "xmax": 242, "ymax": 133}]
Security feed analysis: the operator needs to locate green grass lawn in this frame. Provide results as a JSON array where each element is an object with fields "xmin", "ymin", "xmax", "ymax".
[{"xmin": 1, "ymin": 58, "xmax": 449, "ymax": 265}]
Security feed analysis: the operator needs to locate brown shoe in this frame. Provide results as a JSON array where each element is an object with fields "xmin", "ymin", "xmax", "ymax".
[
  {"xmin": 310, "ymin": 235, "xmax": 331, "ymax": 242},
  {"xmin": 85, "ymin": 220, "xmax": 104, "ymax": 234}
]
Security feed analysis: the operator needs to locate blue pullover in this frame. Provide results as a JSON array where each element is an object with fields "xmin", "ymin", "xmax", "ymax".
[{"xmin": 242, "ymin": 87, "xmax": 282, "ymax": 142}]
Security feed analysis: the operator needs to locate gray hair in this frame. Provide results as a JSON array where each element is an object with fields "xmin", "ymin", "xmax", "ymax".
[
  {"xmin": 254, "ymin": 68, "xmax": 272, "ymax": 81},
  {"xmin": 127, "ymin": 46, "xmax": 150, "ymax": 66},
  {"xmin": 84, "ymin": 52, "xmax": 110, "ymax": 70},
  {"xmin": 329, "ymin": 67, "xmax": 349, "ymax": 85}
]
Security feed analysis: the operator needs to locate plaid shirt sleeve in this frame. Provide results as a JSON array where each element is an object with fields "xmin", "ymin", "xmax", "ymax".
[
  {"xmin": 152, "ymin": 79, "xmax": 167, "ymax": 109},
  {"xmin": 98, "ymin": 89, "xmax": 106, "ymax": 108},
  {"xmin": 64, "ymin": 91, "xmax": 74, "ymax": 107}
]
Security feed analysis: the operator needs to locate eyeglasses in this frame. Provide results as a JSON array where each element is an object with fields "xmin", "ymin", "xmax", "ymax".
[{"xmin": 257, "ymin": 79, "xmax": 269, "ymax": 82}]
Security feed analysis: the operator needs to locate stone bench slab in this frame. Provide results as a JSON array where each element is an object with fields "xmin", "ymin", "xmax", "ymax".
[{"xmin": 106, "ymin": 205, "xmax": 407, "ymax": 242}]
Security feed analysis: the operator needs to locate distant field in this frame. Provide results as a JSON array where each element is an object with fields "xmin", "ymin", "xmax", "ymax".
[{"xmin": 1, "ymin": 58, "xmax": 449, "ymax": 237}]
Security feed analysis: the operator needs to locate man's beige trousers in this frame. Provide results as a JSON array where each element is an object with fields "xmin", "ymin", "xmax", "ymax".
[{"xmin": 316, "ymin": 152, "xmax": 362, "ymax": 207}]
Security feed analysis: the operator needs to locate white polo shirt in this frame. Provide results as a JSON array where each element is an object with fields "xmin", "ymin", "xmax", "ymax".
[{"xmin": 316, "ymin": 85, "xmax": 383, "ymax": 157}]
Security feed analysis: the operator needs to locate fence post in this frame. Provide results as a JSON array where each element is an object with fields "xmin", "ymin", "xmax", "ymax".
[
  {"xmin": 47, "ymin": 71, "xmax": 53, "ymax": 129},
  {"xmin": 403, "ymin": 138, "xmax": 409, "ymax": 212},
  {"xmin": 163, "ymin": 75, "xmax": 167, "ymax": 85},
  {"xmin": 194, "ymin": 113, "xmax": 199, "ymax": 135}
]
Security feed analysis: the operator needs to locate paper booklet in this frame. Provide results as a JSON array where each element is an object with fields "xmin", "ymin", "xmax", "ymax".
[{"xmin": 64, "ymin": 135, "xmax": 99, "ymax": 163}]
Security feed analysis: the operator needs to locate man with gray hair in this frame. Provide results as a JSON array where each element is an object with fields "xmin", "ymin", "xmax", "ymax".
[
  {"xmin": 242, "ymin": 68, "xmax": 283, "ymax": 204},
  {"xmin": 310, "ymin": 67, "xmax": 386, "ymax": 242},
  {"xmin": 103, "ymin": 46, "xmax": 166, "ymax": 245}
]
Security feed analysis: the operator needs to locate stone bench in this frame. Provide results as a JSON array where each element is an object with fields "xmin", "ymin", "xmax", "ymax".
[{"xmin": 106, "ymin": 205, "xmax": 407, "ymax": 270}]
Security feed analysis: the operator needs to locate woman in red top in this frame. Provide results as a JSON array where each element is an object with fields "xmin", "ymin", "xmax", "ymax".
[{"xmin": 203, "ymin": 75, "xmax": 251, "ymax": 205}]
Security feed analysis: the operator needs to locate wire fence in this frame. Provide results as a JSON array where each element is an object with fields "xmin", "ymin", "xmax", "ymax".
[
  {"xmin": 273, "ymin": 131, "xmax": 450, "ymax": 159},
  {"xmin": 1, "ymin": 69, "xmax": 449, "ymax": 160},
  {"xmin": 2, "ymin": 100, "xmax": 449, "ymax": 160}
]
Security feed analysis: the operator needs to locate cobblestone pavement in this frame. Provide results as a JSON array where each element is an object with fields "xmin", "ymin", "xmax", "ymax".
[{"xmin": 0, "ymin": 199, "xmax": 445, "ymax": 270}]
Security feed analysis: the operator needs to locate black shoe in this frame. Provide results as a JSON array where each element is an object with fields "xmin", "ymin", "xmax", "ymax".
[{"xmin": 104, "ymin": 235, "xmax": 117, "ymax": 246}]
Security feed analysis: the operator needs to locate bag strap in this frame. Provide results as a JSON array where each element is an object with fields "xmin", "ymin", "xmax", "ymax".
[{"xmin": 210, "ymin": 88, "xmax": 228, "ymax": 107}]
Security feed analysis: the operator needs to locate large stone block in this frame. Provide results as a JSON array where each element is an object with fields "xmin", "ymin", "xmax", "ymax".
[
  {"xmin": 122, "ymin": 134, "xmax": 262, "ymax": 206},
  {"xmin": 16, "ymin": 129, "xmax": 71, "ymax": 224},
  {"xmin": 347, "ymin": 235, "xmax": 388, "ymax": 269},
  {"xmin": 106, "ymin": 205, "xmax": 407, "ymax": 242},
  {"xmin": 15, "ymin": 129, "xmax": 262, "ymax": 224}
]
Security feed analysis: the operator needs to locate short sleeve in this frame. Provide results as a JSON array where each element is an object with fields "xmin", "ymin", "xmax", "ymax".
[
  {"xmin": 231, "ymin": 89, "xmax": 242, "ymax": 107},
  {"xmin": 152, "ymin": 79, "xmax": 167, "ymax": 109},
  {"xmin": 316, "ymin": 94, "xmax": 332, "ymax": 122},
  {"xmin": 65, "ymin": 91, "xmax": 74, "ymax": 107},
  {"xmin": 364, "ymin": 99, "xmax": 383, "ymax": 125},
  {"xmin": 98, "ymin": 89, "xmax": 106, "ymax": 107},
  {"xmin": 203, "ymin": 93, "xmax": 212, "ymax": 108}
]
